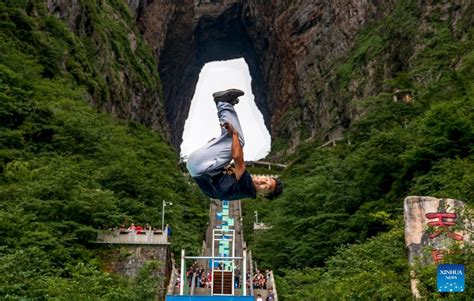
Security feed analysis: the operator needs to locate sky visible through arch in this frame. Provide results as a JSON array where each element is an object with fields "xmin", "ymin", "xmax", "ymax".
[{"xmin": 180, "ymin": 58, "xmax": 271, "ymax": 161}]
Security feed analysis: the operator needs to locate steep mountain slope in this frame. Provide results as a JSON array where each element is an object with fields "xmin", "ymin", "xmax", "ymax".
[
  {"xmin": 242, "ymin": 1, "xmax": 474, "ymax": 299},
  {"xmin": 0, "ymin": 1, "xmax": 207, "ymax": 298}
]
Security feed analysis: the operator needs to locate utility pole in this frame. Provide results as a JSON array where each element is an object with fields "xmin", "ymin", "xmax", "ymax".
[{"xmin": 162, "ymin": 200, "xmax": 173, "ymax": 230}]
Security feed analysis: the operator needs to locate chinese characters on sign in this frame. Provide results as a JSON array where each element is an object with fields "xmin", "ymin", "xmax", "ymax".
[
  {"xmin": 404, "ymin": 196, "xmax": 467, "ymax": 298},
  {"xmin": 425, "ymin": 212, "xmax": 463, "ymax": 263}
]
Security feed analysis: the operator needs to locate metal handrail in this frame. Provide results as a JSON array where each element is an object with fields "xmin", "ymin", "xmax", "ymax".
[
  {"xmin": 248, "ymin": 250, "xmax": 254, "ymax": 297},
  {"xmin": 268, "ymin": 270, "xmax": 279, "ymax": 301}
]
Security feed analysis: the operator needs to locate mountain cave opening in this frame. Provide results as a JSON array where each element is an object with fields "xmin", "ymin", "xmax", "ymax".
[
  {"xmin": 180, "ymin": 58, "xmax": 271, "ymax": 161},
  {"xmin": 157, "ymin": 3, "xmax": 270, "ymax": 153}
]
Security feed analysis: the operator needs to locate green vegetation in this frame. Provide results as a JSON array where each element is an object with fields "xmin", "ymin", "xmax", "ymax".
[
  {"xmin": 276, "ymin": 226, "xmax": 412, "ymax": 300},
  {"xmin": 0, "ymin": 1, "xmax": 207, "ymax": 299},
  {"xmin": 246, "ymin": 1, "xmax": 474, "ymax": 299},
  {"xmin": 1, "ymin": 0, "xmax": 473, "ymax": 300}
]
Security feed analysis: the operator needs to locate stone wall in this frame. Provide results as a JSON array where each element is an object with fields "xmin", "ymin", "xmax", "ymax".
[
  {"xmin": 97, "ymin": 229, "xmax": 169, "ymax": 244},
  {"xmin": 99, "ymin": 244, "xmax": 172, "ymax": 299}
]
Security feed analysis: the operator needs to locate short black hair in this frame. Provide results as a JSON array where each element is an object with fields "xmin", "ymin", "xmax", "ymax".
[{"xmin": 265, "ymin": 177, "xmax": 283, "ymax": 200}]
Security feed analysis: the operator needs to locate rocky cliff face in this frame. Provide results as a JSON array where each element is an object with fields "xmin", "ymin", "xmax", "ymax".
[
  {"xmin": 250, "ymin": 0, "xmax": 472, "ymax": 154},
  {"xmin": 129, "ymin": 0, "xmax": 270, "ymax": 149},
  {"xmin": 241, "ymin": 0, "xmax": 400, "ymax": 153},
  {"xmin": 127, "ymin": 0, "xmax": 401, "ymax": 152},
  {"xmin": 45, "ymin": 0, "xmax": 170, "ymax": 138},
  {"xmin": 46, "ymin": 0, "xmax": 473, "ymax": 155},
  {"xmin": 134, "ymin": 0, "xmax": 472, "ymax": 155}
]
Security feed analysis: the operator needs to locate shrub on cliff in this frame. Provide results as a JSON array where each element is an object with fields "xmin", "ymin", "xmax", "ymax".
[{"xmin": 0, "ymin": 1, "xmax": 207, "ymax": 298}]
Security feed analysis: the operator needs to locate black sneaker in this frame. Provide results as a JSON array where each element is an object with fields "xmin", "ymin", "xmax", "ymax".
[{"xmin": 213, "ymin": 89, "xmax": 244, "ymax": 105}]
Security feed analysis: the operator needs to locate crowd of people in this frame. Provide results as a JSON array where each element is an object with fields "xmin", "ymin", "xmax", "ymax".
[
  {"xmin": 98, "ymin": 223, "xmax": 173, "ymax": 238},
  {"xmin": 108, "ymin": 223, "xmax": 172, "ymax": 236},
  {"xmin": 186, "ymin": 262, "xmax": 212, "ymax": 289},
  {"xmin": 250, "ymin": 269, "xmax": 271, "ymax": 290},
  {"xmin": 174, "ymin": 262, "xmax": 275, "ymax": 300}
]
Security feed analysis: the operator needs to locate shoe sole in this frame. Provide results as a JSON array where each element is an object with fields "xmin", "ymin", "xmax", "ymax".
[{"xmin": 213, "ymin": 89, "xmax": 244, "ymax": 102}]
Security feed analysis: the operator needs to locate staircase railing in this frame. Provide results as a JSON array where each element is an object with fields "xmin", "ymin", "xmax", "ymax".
[{"xmin": 268, "ymin": 270, "xmax": 279, "ymax": 301}]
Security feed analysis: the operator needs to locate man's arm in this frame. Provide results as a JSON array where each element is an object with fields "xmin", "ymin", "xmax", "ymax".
[{"xmin": 222, "ymin": 122, "xmax": 246, "ymax": 181}]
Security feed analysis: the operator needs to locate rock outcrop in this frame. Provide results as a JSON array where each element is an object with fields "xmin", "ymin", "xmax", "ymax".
[
  {"xmin": 130, "ymin": 0, "xmax": 269, "ymax": 149},
  {"xmin": 45, "ymin": 0, "xmax": 170, "ymax": 137},
  {"xmin": 241, "ymin": 0, "xmax": 399, "ymax": 151},
  {"xmin": 100, "ymin": 244, "xmax": 171, "ymax": 298},
  {"xmin": 404, "ymin": 196, "xmax": 470, "ymax": 298},
  {"xmin": 129, "ymin": 0, "xmax": 400, "ymax": 150},
  {"xmin": 46, "ymin": 0, "xmax": 473, "ymax": 154}
]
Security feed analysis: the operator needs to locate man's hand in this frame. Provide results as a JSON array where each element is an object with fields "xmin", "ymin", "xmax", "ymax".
[
  {"xmin": 221, "ymin": 122, "xmax": 237, "ymax": 135},
  {"xmin": 221, "ymin": 122, "xmax": 245, "ymax": 180}
]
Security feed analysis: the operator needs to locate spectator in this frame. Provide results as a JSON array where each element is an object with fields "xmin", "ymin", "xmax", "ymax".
[
  {"xmin": 259, "ymin": 274, "xmax": 266, "ymax": 289},
  {"xmin": 127, "ymin": 223, "xmax": 136, "ymax": 231},
  {"xmin": 234, "ymin": 264, "xmax": 240, "ymax": 288},
  {"xmin": 207, "ymin": 271, "xmax": 212, "ymax": 288},
  {"xmin": 267, "ymin": 288, "xmax": 275, "ymax": 301},
  {"xmin": 186, "ymin": 267, "xmax": 194, "ymax": 287},
  {"xmin": 196, "ymin": 266, "xmax": 204, "ymax": 288},
  {"xmin": 256, "ymin": 294, "xmax": 263, "ymax": 301},
  {"xmin": 253, "ymin": 271, "xmax": 261, "ymax": 289},
  {"xmin": 234, "ymin": 265, "xmax": 240, "ymax": 288},
  {"xmin": 135, "ymin": 224, "xmax": 143, "ymax": 234},
  {"xmin": 252, "ymin": 270, "xmax": 267, "ymax": 289}
]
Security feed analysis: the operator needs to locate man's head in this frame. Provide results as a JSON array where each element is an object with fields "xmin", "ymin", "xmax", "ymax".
[{"xmin": 251, "ymin": 175, "xmax": 284, "ymax": 200}]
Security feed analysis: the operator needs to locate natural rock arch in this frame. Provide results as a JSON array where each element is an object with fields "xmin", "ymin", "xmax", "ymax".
[
  {"xmin": 155, "ymin": 3, "xmax": 270, "ymax": 150},
  {"xmin": 131, "ymin": 0, "xmax": 409, "ymax": 154}
]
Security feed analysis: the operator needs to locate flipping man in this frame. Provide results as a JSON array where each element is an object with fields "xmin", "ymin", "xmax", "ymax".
[{"xmin": 186, "ymin": 89, "xmax": 283, "ymax": 200}]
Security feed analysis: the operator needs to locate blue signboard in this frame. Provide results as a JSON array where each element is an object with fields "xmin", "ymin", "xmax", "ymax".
[{"xmin": 437, "ymin": 264, "xmax": 464, "ymax": 292}]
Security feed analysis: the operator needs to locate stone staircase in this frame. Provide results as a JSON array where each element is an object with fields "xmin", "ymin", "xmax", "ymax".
[
  {"xmin": 169, "ymin": 199, "xmax": 278, "ymax": 300},
  {"xmin": 193, "ymin": 287, "xmax": 211, "ymax": 295}
]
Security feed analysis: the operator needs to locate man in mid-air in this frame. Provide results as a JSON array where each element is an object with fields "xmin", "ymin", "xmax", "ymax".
[{"xmin": 186, "ymin": 89, "xmax": 283, "ymax": 200}]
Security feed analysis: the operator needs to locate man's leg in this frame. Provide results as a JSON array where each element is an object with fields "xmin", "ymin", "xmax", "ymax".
[
  {"xmin": 217, "ymin": 101, "xmax": 245, "ymax": 147},
  {"xmin": 186, "ymin": 100, "xmax": 245, "ymax": 177},
  {"xmin": 186, "ymin": 132, "xmax": 232, "ymax": 177}
]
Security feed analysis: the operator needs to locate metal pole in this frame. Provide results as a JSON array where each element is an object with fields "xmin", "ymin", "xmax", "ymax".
[
  {"xmin": 180, "ymin": 249, "xmax": 185, "ymax": 295},
  {"xmin": 211, "ymin": 228, "xmax": 215, "ymax": 296},
  {"xmin": 232, "ymin": 229, "xmax": 236, "ymax": 296},
  {"xmin": 243, "ymin": 249, "xmax": 247, "ymax": 296},
  {"xmin": 162, "ymin": 200, "xmax": 165, "ymax": 231}
]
